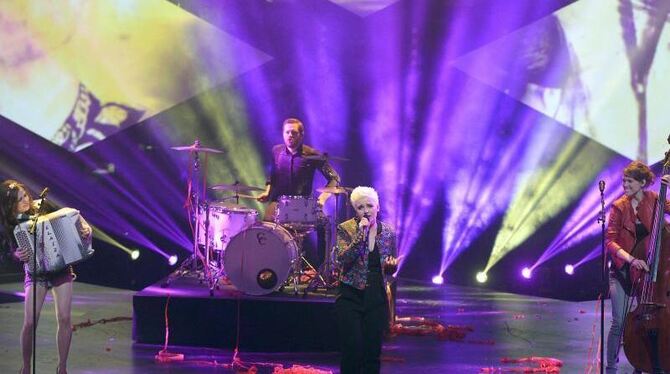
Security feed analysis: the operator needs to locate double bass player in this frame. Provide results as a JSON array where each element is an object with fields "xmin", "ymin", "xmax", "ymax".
[{"xmin": 605, "ymin": 160, "xmax": 670, "ymax": 374}]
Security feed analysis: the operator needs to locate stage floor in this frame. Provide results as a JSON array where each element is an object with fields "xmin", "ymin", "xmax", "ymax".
[{"xmin": 0, "ymin": 279, "xmax": 638, "ymax": 373}]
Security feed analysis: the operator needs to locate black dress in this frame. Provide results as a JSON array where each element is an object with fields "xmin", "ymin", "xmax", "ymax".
[{"xmin": 336, "ymin": 241, "xmax": 388, "ymax": 374}]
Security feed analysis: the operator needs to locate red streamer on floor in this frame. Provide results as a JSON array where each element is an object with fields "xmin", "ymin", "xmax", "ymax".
[
  {"xmin": 154, "ymin": 293, "xmax": 332, "ymax": 373},
  {"xmin": 272, "ymin": 365, "xmax": 333, "ymax": 374},
  {"xmin": 480, "ymin": 356, "xmax": 563, "ymax": 373},
  {"xmin": 580, "ymin": 292, "xmax": 603, "ymax": 374},
  {"xmin": 391, "ymin": 316, "xmax": 494, "ymax": 344}
]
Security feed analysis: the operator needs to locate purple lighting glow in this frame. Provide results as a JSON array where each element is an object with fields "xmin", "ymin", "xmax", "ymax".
[
  {"xmin": 3, "ymin": 0, "xmax": 658, "ymax": 296},
  {"xmin": 440, "ymin": 109, "xmax": 540, "ymax": 275},
  {"xmin": 531, "ymin": 158, "xmax": 629, "ymax": 270},
  {"xmin": 572, "ymin": 245, "xmax": 605, "ymax": 269}
]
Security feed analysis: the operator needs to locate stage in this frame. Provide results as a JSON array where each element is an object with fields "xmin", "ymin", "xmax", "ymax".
[
  {"xmin": 133, "ymin": 276, "xmax": 340, "ymax": 352},
  {"xmin": 0, "ymin": 279, "xmax": 641, "ymax": 373}
]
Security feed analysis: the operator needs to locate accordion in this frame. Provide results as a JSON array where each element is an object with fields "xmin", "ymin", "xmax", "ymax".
[{"xmin": 13, "ymin": 208, "xmax": 94, "ymax": 276}]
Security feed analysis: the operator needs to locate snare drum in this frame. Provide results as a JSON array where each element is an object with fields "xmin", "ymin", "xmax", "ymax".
[
  {"xmin": 223, "ymin": 222, "xmax": 298, "ymax": 295},
  {"xmin": 198, "ymin": 202, "xmax": 258, "ymax": 251},
  {"xmin": 275, "ymin": 195, "xmax": 319, "ymax": 228}
]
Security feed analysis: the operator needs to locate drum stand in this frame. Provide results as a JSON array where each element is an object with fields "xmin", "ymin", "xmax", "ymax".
[
  {"xmin": 201, "ymin": 202, "xmax": 225, "ymax": 295},
  {"xmin": 163, "ymin": 141, "xmax": 220, "ymax": 291},
  {"xmin": 303, "ymin": 193, "xmax": 346, "ymax": 294},
  {"xmin": 282, "ymin": 227, "xmax": 326, "ymax": 295}
]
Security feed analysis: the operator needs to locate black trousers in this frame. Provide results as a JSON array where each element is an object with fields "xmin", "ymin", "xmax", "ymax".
[{"xmin": 336, "ymin": 280, "xmax": 388, "ymax": 374}]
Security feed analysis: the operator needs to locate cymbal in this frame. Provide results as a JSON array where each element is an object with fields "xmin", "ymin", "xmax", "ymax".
[
  {"xmin": 171, "ymin": 142, "xmax": 224, "ymax": 154},
  {"xmin": 227, "ymin": 193, "xmax": 257, "ymax": 199},
  {"xmin": 211, "ymin": 182, "xmax": 265, "ymax": 193},
  {"xmin": 303, "ymin": 153, "xmax": 349, "ymax": 162},
  {"xmin": 316, "ymin": 186, "xmax": 351, "ymax": 194}
]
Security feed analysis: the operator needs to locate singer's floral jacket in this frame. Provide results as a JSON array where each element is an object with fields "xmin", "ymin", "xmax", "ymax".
[{"xmin": 336, "ymin": 218, "xmax": 397, "ymax": 290}]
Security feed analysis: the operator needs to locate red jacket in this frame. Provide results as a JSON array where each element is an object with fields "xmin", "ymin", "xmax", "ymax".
[{"xmin": 606, "ymin": 190, "xmax": 670, "ymax": 270}]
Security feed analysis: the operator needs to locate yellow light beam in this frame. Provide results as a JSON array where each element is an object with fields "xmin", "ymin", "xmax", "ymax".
[{"xmin": 484, "ymin": 134, "xmax": 611, "ymax": 272}]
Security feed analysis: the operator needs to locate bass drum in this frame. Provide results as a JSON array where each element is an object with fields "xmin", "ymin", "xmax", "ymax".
[{"xmin": 223, "ymin": 222, "xmax": 298, "ymax": 295}]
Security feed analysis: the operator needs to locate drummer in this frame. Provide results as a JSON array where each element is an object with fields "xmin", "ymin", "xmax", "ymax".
[{"xmin": 257, "ymin": 118, "xmax": 341, "ymax": 265}]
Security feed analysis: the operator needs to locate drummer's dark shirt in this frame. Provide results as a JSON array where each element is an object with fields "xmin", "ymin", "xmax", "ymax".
[{"xmin": 267, "ymin": 144, "xmax": 340, "ymax": 202}]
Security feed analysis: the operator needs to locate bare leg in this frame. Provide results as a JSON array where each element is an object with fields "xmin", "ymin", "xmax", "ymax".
[
  {"xmin": 52, "ymin": 281, "xmax": 73, "ymax": 374},
  {"xmin": 20, "ymin": 284, "xmax": 48, "ymax": 374}
]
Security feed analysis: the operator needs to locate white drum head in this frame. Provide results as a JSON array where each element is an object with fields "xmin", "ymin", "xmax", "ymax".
[{"xmin": 223, "ymin": 223, "xmax": 297, "ymax": 295}]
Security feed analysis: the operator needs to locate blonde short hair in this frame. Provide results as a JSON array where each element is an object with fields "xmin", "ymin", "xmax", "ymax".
[{"xmin": 350, "ymin": 186, "xmax": 379, "ymax": 206}]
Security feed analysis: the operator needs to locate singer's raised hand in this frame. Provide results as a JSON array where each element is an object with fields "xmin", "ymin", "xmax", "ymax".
[
  {"xmin": 357, "ymin": 217, "xmax": 370, "ymax": 245},
  {"xmin": 384, "ymin": 256, "xmax": 400, "ymax": 273},
  {"xmin": 358, "ymin": 216, "xmax": 370, "ymax": 231}
]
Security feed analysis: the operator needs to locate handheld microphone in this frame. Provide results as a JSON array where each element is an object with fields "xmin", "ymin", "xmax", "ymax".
[
  {"xmin": 358, "ymin": 215, "xmax": 370, "ymax": 241},
  {"xmin": 598, "ymin": 180, "xmax": 605, "ymax": 193}
]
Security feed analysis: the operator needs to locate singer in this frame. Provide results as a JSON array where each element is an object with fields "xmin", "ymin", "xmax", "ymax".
[
  {"xmin": 604, "ymin": 162, "xmax": 670, "ymax": 374},
  {"xmin": 335, "ymin": 186, "xmax": 399, "ymax": 374},
  {"xmin": 0, "ymin": 179, "xmax": 92, "ymax": 374}
]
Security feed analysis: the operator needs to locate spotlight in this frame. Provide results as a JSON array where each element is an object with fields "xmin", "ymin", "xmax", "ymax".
[
  {"xmin": 476, "ymin": 271, "xmax": 488, "ymax": 283},
  {"xmin": 432, "ymin": 275, "xmax": 444, "ymax": 285},
  {"xmin": 168, "ymin": 255, "xmax": 178, "ymax": 266},
  {"xmin": 521, "ymin": 267, "xmax": 532, "ymax": 279},
  {"xmin": 130, "ymin": 250, "xmax": 140, "ymax": 260},
  {"xmin": 564, "ymin": 264, "xmax": 574, "ymax": 275}
]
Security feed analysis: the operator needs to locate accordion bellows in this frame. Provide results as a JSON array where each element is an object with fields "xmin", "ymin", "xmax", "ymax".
[{"xmin": 14, "ymin": 208, "xmax": 94, "ymax": 276}]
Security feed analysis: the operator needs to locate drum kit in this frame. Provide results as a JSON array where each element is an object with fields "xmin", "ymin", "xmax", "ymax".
[{"xmin": 164, "ymin": 140, "xmax": 351, "ymax": 296}]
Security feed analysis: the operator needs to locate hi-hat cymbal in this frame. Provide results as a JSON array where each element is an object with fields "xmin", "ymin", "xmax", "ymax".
[
  {"xmin": 303, "ymin": 153, "xmax": 349, "ymax": 162},
  {"xmin": 171, "ymin": 142, "xmax": 224, "ymax": 154},
  {"xmin": 316, "ymin": 186, "xmax": 352, "ymax": 194},
  {"xmin": 211, "ymin": 182, "xmax": 265, "ymax": 193}
]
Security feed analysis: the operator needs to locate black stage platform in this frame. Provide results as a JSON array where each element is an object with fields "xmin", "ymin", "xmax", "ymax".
[{"xmin": 133, "ymin": 276, "xmax": 339, "ymax": 352}]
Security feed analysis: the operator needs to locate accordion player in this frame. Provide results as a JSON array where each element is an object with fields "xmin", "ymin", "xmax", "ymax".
[{"xmin": 13, "ymin": 207, "xmax": 94, "ymax": 276}]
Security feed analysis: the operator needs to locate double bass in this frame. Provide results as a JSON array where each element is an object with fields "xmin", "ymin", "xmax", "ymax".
[{"xmin": 623, "ymin": 139, "xmax": 670, "ymax": 373}]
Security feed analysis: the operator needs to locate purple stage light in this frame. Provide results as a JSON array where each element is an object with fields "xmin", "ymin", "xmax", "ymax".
[
  {"xmin": 431, "ymin": 275, "xmax": 444, "ymax": 285},
  {"xmin": 168, "ymin": 255, "xmax": 178, "ymax": 266},
  {"xmin": 532, "ymin": 158, "xmax": 629, "ymax": 269},
  {"xmin": 521, "ymin": 267, "xmax": 532, "ymax": 279},
  {"xmin": 439, "ymin": 112, "xmax": 540, "ymax": 275},
  {"xmin": 572, "ymin": 245, "xmax": 604, "ymax": 269},
  {"xmin": 564, "ymin": 264, "xmax": 574, "ymax": 275},
  {"xmin": 441, "ymin": 101, "xmax": 590, "ymax": 277}
]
